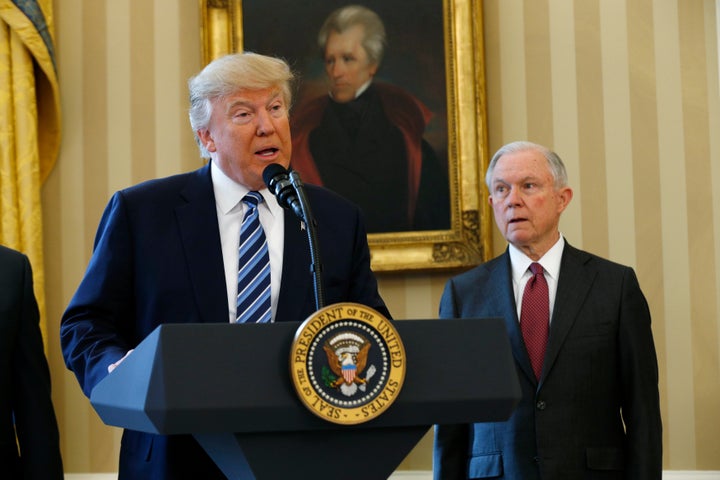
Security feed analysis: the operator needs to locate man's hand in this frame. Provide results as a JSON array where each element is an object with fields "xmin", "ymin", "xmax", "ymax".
[{"xmin": 108, "ymin": 349, "xmax": 134, "ymax": 373}]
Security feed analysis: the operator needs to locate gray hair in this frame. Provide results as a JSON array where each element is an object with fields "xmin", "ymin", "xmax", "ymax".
[
  {"xmin": 188, "ymin": 52, "xmax": 294, "ymax": 158},
  {"xmin": 485, "ymin": 141, "xmax": 569, "ymax": 190},
  {"xmin": 317, "ymin": 5, "xmax": 386, "ymax": 66}
]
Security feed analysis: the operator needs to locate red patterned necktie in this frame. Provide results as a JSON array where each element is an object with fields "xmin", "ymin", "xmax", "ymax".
[{"xmin": 521, "ymin": 262, "xmax": 549, "ymax": 380}]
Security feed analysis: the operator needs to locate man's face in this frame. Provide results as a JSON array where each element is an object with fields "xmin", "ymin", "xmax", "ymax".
[
  {"xmin": 488, "ymin": 149, "xmax": 573, "ymax": 260},
  {"xmin": 197, "ymin": 87, "xmax": 292, "ymax": 190},
  {"xmin": 324, "ymin": 24, "xmax": 378, "ymax": 103}
]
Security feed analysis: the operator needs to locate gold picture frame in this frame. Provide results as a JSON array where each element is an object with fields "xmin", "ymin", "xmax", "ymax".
[{"xmin": 200, "ymin": 0, "xmax": 491, "ymax": 272}]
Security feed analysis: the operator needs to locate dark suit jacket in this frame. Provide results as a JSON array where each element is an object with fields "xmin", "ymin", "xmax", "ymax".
[
  {"xmin": 434, "ymin": 244, "xmax": 662, "ymax": 480},
  {"xmin": 291, "ymin": 83, "xmax": 450, "ymax": 233},
  {"xmin": 0, "ymin": 246, "xmax": 63, "ymax": 479},
  {"xmin": 60, "ymin": 163, "xmax": 389, "ymax": 479}
]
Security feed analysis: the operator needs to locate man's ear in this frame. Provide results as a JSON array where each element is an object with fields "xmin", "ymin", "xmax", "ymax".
[
  {"xmin": 197, "ymin": 129, "xmax": 215, "ymax": 153},
  {"xmin": 556, "ymin": 186, "xmax": 573, "ymax": 213}
]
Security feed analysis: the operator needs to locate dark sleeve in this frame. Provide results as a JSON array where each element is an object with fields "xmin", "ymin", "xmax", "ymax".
[
  {"xmin": 438, "ymin": 278, "xmax": 459, "ymax": 319},
  {"xmin": 304, "ymin": 185, "xmax": 391, "ymax": 319},
  {"xmin": 618, "ymin": 267, "xmax": 662, "ymax": 479},
  {"xmin": 60, "ymin": 192, "xmax": 135, "ymax": 397},
  {"xmin": 12, "ymin": 255, "xmax": 64, "ymax": 479},
  {"xmin": 346, "ymin": 205, "xmax": 391, "ymax": 319},
  {"xmin": 432, "ymin": 280, "xmax": 469, "ymax": 479},
  {"xmin": 434, "ymin": 423, "xmax": 470, "ymax": 480}
]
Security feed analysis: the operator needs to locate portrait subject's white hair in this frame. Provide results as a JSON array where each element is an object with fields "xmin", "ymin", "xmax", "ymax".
[{"xmin": 317, "ymin": 5, "xmax": 386, "ymax": 66}]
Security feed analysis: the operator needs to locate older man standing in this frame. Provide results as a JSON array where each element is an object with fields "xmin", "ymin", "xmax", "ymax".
[{"xmin": 434, "ymin": 141, "xmax": 662, "ymax": 479}]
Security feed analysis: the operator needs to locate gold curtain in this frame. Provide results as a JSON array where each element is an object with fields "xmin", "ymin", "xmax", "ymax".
[{"xmin": 0, "ymin": 0, "xmax": 61, "ymax": 342}]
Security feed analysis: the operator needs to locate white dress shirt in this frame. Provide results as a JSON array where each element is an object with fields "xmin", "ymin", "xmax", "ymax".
[
  {"xmin": 508, "ymin": 235, "xmax": 565, "ymax": 323},
  {"xmin": 210, "ymin": 161, "xmax": 285, "ymax": 323}
]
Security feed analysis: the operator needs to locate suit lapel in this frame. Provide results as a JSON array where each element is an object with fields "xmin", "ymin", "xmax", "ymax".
[
  {"xmin": 175, "ymin": 164, "xmax": 228, "ymax": 324},
  {"xmin": 490, "ymin": 252, "xmax": 537, "ymax": 384},
  {"xmin": 275, "ymin": 212, "xmax": 313, "ymax": 322},
  {"xmin": 541, "ymin": 244, "xmax": 596, "ymax": 382}
]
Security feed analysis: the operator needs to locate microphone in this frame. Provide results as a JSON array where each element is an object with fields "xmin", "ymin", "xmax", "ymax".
[
  {"xmin": 263, "ymin": 163, "xmax": 304, "ymax": 219},
  {"xmin": 263, "ymin": 163, "xmax": 325, "ymax": 309}
]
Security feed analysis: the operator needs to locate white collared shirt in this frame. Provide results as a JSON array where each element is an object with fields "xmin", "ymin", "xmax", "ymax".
[
  {"xmin": 210, "ymin": 161, "xmax": 285, "ymax": 323},
  {"xmin": 508, "ymin": 235, "xmax": 565, "ymax": 323},
  {"xmin": 328, "ymin": 79, "xmax": 372, "ymax": 100}
]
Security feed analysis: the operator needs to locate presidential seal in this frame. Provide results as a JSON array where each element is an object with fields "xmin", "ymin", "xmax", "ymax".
[{"xmin": 290, "ymin": 302, "xmax": 406, "ymax": 425}]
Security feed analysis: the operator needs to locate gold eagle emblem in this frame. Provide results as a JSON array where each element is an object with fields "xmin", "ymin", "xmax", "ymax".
[{"xmin": 323, "ymin": 334, "xmax": 371, "ymax": 388}]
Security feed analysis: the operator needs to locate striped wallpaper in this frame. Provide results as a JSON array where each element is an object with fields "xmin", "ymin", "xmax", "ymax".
[
  {"xmin": 44, "ymin": 0, "xmax": 719, "ymax": 473},
  {"xmin": 483, "ymin": 0, "xmax": 720, "ymax": 470}
]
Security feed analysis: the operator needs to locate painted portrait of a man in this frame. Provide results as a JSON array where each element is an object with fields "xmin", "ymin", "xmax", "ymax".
[{"xmin": 243, "ymin": 1, "xmax": 450, "ymax": 233}]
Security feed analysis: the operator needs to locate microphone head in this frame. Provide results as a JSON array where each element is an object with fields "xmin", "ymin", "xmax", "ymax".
[{"xmin": 263, "ymin": 163, "xmax": 289, "ymax": 188}]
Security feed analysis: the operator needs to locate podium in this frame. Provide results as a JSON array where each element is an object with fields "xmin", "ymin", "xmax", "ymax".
[{"xmin": 90, "ymin": 318, "xmax": 520, "ymax": 479}]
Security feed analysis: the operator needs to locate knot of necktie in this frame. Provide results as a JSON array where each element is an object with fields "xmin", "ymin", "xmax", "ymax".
[
  {"xmin": 529, "ymin": 262, "xmax": 543, "ymax": 276},
  {"xmin": 528, "ymin": 262, "xmax": 544, "ymax": 287},
  {"xmin": 243, "ymin": 191, "xmax": 263, "ymax": 208}
]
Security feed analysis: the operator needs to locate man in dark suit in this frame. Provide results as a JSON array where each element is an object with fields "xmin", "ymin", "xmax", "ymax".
[
  {"xmin": 60, "ymin": 52, "xmax": 389, "ymax": 480},
  {"xmin": 0, "ymin": 245, "xmax": 63, "ymax": 479},
  {"xmin": 433, "ymin": 141, "xmax": 662, "ymax": 479}
]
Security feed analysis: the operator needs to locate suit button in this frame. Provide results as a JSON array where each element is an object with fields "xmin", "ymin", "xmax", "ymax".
[{"xmin": 536, "ymin": 400, "xmax": 546, "ymax": 410}]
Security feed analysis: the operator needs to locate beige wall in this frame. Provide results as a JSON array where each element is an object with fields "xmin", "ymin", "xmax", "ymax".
[{"xmin": 46, "ymin": 0, "xmax": 719, "ymax": 473}]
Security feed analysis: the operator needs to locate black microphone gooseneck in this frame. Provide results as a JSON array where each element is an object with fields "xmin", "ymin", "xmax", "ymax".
[{"xmin": 263, "ymin": 164, "xmax": 325, "ymax": 311}]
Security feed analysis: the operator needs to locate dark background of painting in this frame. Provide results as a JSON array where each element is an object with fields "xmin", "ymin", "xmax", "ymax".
[{"xmin": 242, "ymin": 0, "xmax": 448, "ymax": 172}]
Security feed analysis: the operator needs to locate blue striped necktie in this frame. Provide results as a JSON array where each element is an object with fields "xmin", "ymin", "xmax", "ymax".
[{"xmin": 236, "ymin": 192, "xmax": 271, "ymax": 323}]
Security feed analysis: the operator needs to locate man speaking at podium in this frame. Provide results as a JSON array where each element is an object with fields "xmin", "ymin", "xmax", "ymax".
[{"xmin": 61, "ymin": 52, "xmax": 389, "ymax": 480}]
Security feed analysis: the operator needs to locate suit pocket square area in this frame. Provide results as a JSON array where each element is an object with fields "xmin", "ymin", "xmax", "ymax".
[
  {"xmin": 468, "ymin": 452, "xmax": 503, "ymax": 478},
  {"xmin": 586, "ymin": 446, "xmax": 624, "ymax": 470}
]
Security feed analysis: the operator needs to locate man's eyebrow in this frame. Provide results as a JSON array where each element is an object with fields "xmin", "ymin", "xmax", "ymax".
[
  {"xmin": 266, "ymin": 92, "xmax": 283, "ymax": 104},
  {"xmin": 492, "ymin": 175, "xmax": 541, "ymax": 185},
  {"xmin": 225, "ymin": 99, "xmax": 252, "ymax": 113},
  {"xmin": 225, "ymin": 92, "xmax": 283, "ymax": 113}
]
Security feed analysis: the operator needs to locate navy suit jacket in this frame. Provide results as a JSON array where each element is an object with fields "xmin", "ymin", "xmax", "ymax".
[
  {"xmin": 433, "ymin": 244, "xmax": 662, "ymax": 480},
  {"xmin": 0, "ymin": 246, "xmax": 63, "ymax": 479},
  {"xmin": 60, "ymin": 163, "xmax": 389, "ymax": 479}
]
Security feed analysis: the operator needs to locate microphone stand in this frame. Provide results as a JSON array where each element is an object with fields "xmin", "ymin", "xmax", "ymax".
[{"xmin": 289, "ymin": 171, "xmax": 325, "ymax": 310}]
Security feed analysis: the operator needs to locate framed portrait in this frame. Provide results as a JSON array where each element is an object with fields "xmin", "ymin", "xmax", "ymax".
[{"xmin": 200, "ymin": 0, "xmax": 491, "ymax": 272}]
